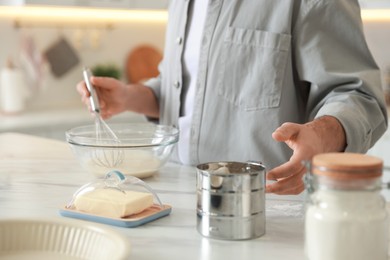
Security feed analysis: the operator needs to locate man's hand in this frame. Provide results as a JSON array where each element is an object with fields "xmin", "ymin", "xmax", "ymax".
[
  {"xmin": 266, "ymin": 116, "xmax": 346, "ymax": 195},
  {"xmin": 76, "ymin": 76, "xmax": 159, "ymax": 119}
]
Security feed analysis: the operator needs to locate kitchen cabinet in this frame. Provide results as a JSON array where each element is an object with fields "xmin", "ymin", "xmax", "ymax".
[{"xmin": 0, "ymin": 0, "xmax": 169, "ymax": 9}]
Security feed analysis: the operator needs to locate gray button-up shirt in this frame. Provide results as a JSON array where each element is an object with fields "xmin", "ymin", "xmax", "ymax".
[{"xmin": 145, "ymin": 0, "xmax": 388, "ymax": 169}]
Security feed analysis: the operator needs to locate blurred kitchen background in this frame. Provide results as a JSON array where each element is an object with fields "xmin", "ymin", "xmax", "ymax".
[
  {"xmin": 0, "ymin": 0, "xmax": 390, "ymax": 165},
  {"xmin": 0, "ymin": 0, "xmax": 168, "ymax": 139}
]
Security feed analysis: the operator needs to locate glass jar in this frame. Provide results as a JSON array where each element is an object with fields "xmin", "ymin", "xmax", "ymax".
[{"xmin": 305, "ymin": 153, "xmax": 388, "ymax": 260}]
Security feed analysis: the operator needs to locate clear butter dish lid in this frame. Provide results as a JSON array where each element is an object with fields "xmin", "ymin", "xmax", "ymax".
[{"xmin": 59, "ymin": 170, "xmax": 171, "ymax": 228}]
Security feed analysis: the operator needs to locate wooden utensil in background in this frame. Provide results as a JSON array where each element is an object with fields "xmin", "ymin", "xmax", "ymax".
[
  {"xmin": 44, "ymin": 36, "xmax": 80, "ymax": 78},
  {"xmin": 125, "ymin": 45, "xmax": 162, "ymax": 83}
]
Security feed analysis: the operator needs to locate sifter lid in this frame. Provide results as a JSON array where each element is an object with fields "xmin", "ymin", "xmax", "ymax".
[{"xmin": 312, "ymin": 152, "xmax": 383, "ymax": 180}]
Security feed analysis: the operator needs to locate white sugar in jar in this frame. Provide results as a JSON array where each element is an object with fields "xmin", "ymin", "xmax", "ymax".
[{"xmin": 305, "ymin": 153, "xmax": 388, "ymax": 260}]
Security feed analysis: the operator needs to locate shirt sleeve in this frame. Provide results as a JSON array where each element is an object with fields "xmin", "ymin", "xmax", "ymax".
[
  {"xmin": 293, "ymin": 0, "xmax": 388, "ymax": 152},
  {"xmin": 142, "ymin": 61, "xmax": 163, "ymax": 123},
  {"xmin": 143, "ymin": 61, "xmax": 163, "ymax": 102}
]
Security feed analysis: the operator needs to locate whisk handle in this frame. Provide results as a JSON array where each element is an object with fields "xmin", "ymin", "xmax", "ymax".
[{"xmin": 83, "ymin": 67, "xmax": 100, "ymax": 113}]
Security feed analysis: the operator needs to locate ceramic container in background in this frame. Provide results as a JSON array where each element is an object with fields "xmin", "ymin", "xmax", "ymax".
[{"xmin": 0, "ymin": 58, "xmax": 29, "ymax": 114}]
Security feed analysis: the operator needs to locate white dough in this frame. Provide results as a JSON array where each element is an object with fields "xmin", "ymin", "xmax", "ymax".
[{"xmin": 83, "ymin": 150, "xmax": 162, "ymax": 178}]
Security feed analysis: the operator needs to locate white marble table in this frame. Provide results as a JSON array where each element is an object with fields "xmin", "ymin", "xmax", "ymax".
[
  {"xmin": 0, "ymin": 107, "xmax": 146, "ymax": 140},
  {"xmin": 0, "ymin": 133, "xmax": 308, "ymax": 260}
]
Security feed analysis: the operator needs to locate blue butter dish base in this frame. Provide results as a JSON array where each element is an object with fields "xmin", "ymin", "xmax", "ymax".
[{"xmin": 59, "ymin": 204, "xmax": 172, "ymax": 228}]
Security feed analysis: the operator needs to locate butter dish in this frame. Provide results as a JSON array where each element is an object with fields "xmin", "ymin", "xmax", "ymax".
[{"xmin": 59, "ymin": 170, "xmax": 171, "ymax": 227}]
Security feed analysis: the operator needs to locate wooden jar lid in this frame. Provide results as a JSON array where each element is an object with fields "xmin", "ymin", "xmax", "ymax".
[{"xmin": 312, "ymin": 153, "xmax": 383, "ymax": 180}]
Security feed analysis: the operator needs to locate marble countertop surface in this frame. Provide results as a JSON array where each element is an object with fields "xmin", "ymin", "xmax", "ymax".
[
  {"xmin": 0, "ymin": 107, "xmax": 146, "ymax": 132},
  {"xmin": 0, "ymin": 133, "xmax": 308, "ymax": 259}
]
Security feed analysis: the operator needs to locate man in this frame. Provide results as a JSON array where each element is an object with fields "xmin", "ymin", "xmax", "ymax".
[{"xmin": 77, "ymin": 0, "xmax": 387, "ymax": 195}]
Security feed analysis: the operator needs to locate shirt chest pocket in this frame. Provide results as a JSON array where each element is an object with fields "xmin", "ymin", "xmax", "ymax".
[{"xmin": 217, "ymin": 27, "xmax": 291, "ymax": 110}]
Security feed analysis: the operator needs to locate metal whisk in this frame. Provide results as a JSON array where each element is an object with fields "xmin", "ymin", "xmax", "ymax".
[{"xmin": 83, "ymin": 67, "xmax": 124, "ymax": 168}]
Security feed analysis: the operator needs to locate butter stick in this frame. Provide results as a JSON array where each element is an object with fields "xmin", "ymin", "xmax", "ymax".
[{"xmin": 74, "ymin": 189, "xmax": 154, "ymax": 218}]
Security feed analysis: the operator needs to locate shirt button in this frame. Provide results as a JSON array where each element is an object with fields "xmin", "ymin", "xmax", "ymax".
[
  {"xmin": 176, "ymin": 37, "xmax": 183, "ymax": 45},
  {"xmin": 173, "ymin": 81, "xmax": 180, "ymax": 88}
]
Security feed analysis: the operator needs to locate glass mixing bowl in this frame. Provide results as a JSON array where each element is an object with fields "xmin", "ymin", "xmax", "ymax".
[{"xmin": 66, "ymin": 123, "xmax": 179, "ymax": 178}]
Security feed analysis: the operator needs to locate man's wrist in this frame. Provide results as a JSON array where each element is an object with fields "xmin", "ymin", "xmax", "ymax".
[{"xmin": 306, "ymin": 116, "xmax": 347, "ymax": 152}]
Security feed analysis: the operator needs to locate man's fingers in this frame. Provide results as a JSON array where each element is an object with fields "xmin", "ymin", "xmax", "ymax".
[
  {"xmin": 267, "ymin": 160, "xmax": 306, "ymax": 180},
  {"xmin": 272, "ymin": 122, "xmax": 301, "ymax": 142},
  {"xmin": 91, "ymin": 76, "xmax": 117, "ymax": 90},
  {"xmin": 266, "ymin": 180, "xmax": 305, "ymax": 195},
  {"xmin": 265, "ymin": 168, "xmax": 306, "ymax": 195},
  {"xmin": 76, "ymin": 81, "xmax": 90, "ymax": 98}
]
